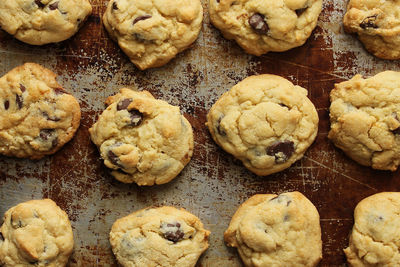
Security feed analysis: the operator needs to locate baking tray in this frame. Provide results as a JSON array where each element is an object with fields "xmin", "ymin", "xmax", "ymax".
[{"xmin": 1, "ymin": 0, "xmax": 400, "ymax": 266}]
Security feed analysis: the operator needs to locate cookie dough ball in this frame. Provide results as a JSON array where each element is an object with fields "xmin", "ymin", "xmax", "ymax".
[
  {"xmin": 329, "ymin": 71, "xmax": 400, "ymax": 171},
  {"xmin": 0, "ymin": 63, "xmax": 81, "ymax": 159},
  {"xmin": 110, "ymin": 206, "xmax": 210, "ymax": 267},
  {"xmin": 0, "ymin": 0, "xmax": 92, "ymax": 45},
  {"xmin": 343, "ymin": 0, "xmax": 400, "ymax": 59},
  {"xmin": 206, "ymin": 74, "xmax": 319, "ymax": 176},
  {"xmin": 89, "ymin": 88, "xmax": 194, "ymax": 186},
  {"xmin": 224, "ymin": 191, "xmax": 322, "ymax": 267},
  {"xmin": 103, "ymin": 0, "xmax": 203, "ymax": 70},
  {"xmin": 209, "ymin": 0, "xmax": 322, "ymax": 56},
  {"xmin": 344, "ymin": 192, "xmax": 400, "ymax": 266},
  {"xmin": 0, "ymin": 199, "xmax": 74, "ymax": 267}
]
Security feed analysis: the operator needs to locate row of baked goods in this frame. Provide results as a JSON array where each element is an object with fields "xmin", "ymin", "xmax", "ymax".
[
  {"xmin": 0, "ymin": 0, "xmax": 395, "ymax": 71},
  {"xmin": 1, "ymin": 63, "xmax": 399, "ymax": 187},
  {"xmin": 1, "ymin": 192, "xmax": 398, "ymax": 266}
]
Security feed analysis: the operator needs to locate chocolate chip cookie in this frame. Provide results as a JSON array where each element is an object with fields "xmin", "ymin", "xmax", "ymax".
[
  {"xmin": 0, "ymin": 63, "xmax": 81, "ymax": 159},
  {"xmin": 343, "ymin": 0, "xmax": 400, "ymax": 59},
  {"xmin": 225, "ymin": 191, "xmax": 322, "ymax": 266},
  {"xmin": 89, "ymin": 88, "xmax": 194, "ymax": 186},
  {"xmin": 110, "ymin": 206, "xmax": 210, "ymax": 267},
  {"xmin": 329, "ymin": 71, "xmax": 400, "ymax": 171},
  {"xmin": 0, "ymin": 199, "xmax": 74, "ymax": 267},
  {"xmin": 344, "ymin": 192, "xmax": 400, "ymax": 266},
  {"xmin": 209, "ymin": 0, "xmax": 322, "ymax": 56},
  {"xmin": 103, "ymin": 0, "xmax": 203, "ymax": 70},
  {"xmin": 0, "ymin": 0, "xmax": 92, "ymax": 45},
  {"xmin": 206, "ymin": 74, "xmax": 319, "ymax": 176}
]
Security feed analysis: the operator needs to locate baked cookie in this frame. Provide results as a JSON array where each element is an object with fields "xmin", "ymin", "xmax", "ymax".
[
  {"xmin": 0, "ymin": 63, "xmax": 81, "ymax": 160},
  {"xmin": 103, "ymin": 0, "xmax": 203, "ymax": 70},
  {"xmin": 0, "ymin": 0, "xmax": 92, "ymax": 45},
  {"xmin": 209, "ymin": 0, "xmax": 322, "ymax": 56},
  {"xmin": 343, "ymin": 0, "xmax": 400, "ymax": 59},
  {"xmin": 0, "ymin": 199, "xmax": 74, "ymax": 267},
  {"xmin": 89, "ymin": 88, "xmax": 194, "ymax": 186},
  {"xmin": 110, "ymin": 206, "xmax": 210, "ymax": 267},
  {"xmin": 329, "ymin": 71, "xmax": 400, "ymax": 171},
  {"xmin": 224, "ymin": 191, "xmax": 322, "ymax": 266},
  {"xmin": 344, "ymin": 192, "xmax": 400, "ymax": 266},
  {"xmin": 206, "ymin": 74, "xmax": 318, "ymax": 176}
]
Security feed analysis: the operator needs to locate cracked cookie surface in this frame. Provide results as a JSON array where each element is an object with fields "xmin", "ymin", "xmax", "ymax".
[
  {"xmin": 206, "ymin": 74, "xmax": 318, "ymax": 176},
  {"xmin": 224, "ymin": 191, "xmax": 322, "ymax": 267},
  {"xmin": 89, "ymin": 88, "xmax": 194, "ymax": 186},
  {"xmin": 209, "ymin": 0, "xmax": 322, "ymax": 56},
  {"xmin": 110, "ymin": 206, "xmax": 210, "ymax": 267},
  {"xmin": 0, "ymin": 63, "xmax": 81, "ymax": 159},
  {"xmin": 0, "ymin": 199, "xmax": 74, "ymax": 267},
  {"xmin": 103, "ymin": 0, "xmax": 203, "ymax": 70},
  {"xmin": 343, "ymin": 0, "xmax": 400, "ymax": 59},
  {"xmin": 329, "ymin": 71, "xmax": 400, "ymax": 171},
  {"xmin": 0, "ymin": 0, "xmax": 92, "ymax": 45},
  {"xmin": 344, "ymin": 192, "xmax": 400, "ymax": 266}
]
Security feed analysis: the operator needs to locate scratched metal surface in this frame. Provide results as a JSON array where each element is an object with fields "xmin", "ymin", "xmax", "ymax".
[{"xmin": 1, "ymin": 0, "xmax": 400, "ymax": 266}]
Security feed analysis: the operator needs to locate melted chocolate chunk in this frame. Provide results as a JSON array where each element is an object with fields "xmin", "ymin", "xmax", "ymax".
[
  {"xmin": 0, "ymin": 232, "xmax": 3, "ymax": 241},
  {"xmin": 266, "ymin": 140, "xmax": 295, "ymax": 163},
  {"xmin": 117, "ymin": 98, "xmax": 132, "ymax": 110},
  {"xmin": 53, "ymin": 88, "xmax": 65, "ymax": 95},
  {"xmin": 112, "ymin": 1, "xmax": 118, "ymax": 10},
  {"xmin": 249, "ymin": 13, "xmax": 269, "ymax": 35},
  {"xmin": 34, "ymin": 0, "xmax": 45, "ymax": 8},
  {"xmin": 360, "ymin": 15, "xmax": 378, "ymax": 29},
  {"xmin": 4, "ymin": 100, "xmax": 9, "ymax": 110},
  {"xmin": 295, "ymin": 7, "xmax": 307, "ymax": 16},
  {"xmin": 42, "ymin": 112, "xmax": 60, "ymax": 122},
  {"xmin": 16, "ymin": 95, "xmax": 23, "ymax": 109},
  {"xmin": 129, "ymin": 110, "xmax": 143, "ymax": 126},
  {"xmin": 216, "ymin": 115, "xmax": 226, "ymax": 136},
  {"xmin": 49, "ymin": 1, "xmax": 59, "ymax": 10},
  {"xmin": 133, "ymin": 15, "xmax": 152, "ymax": 25},
  {"xmin": 39, "ymin": 129, "xmax": 57, "ymax": 149},
  {"xmin": 20, "ymin": 84, "xmax": 26, "ymax": 93},
  {"xmin": 392, "ymin": 113, "xmax": 400, "ymax": 134},
  {"xmin": 108, "ymin": 150, "xmax": 121, "ymax": 167},
  {"xmin": 162, "ymin": 222, "xmax": 184, "ymax": 243}
]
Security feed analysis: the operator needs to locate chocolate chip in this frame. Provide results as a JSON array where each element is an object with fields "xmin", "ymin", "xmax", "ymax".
[
  {"xmin": 112, "ymin": 1, "xmax": 118, "ymax": 10},
  {"xmin": 42, "ymin": 112, "xmax": 60, "ymax": 122},
  {"xmin": 129, "ymin": 110, "xmax": 143, "ymax": 126},
  {"xmin": 216, "ymin": 115, "xmax": 226, "ymax": 136},
  {"xmin": 284, "ymin": 214, "xmax": 290, "ymax": 221},
  {"xmin": 266, "ymin": 140, "xmax": 295, "ymax": 163},
  {"xmin": 4, "ymin": 100, "xmax": 9, "ymax": 110},
  {"xmin": 49, "ymin": 1, "xmax": 59, "ymax": 10},
  {"xmin": 117, "ymin": 98, "xmax": 132, "ymax": 110},
  {"xmin": 53, "ymin": 88, "xmax": 65, "ymax": 95},
  {"xmin": 360, "ymin": 15, "xmax": 378, "ymax": 29},
  {"xmin": 249, "ymin": 13, "xmax": 269, "ymax": 35},
  {"xmin": 295, "ymin": 7, "xmax": 307, "ymax": 16},
  {"xmin": 216, "ymin": 0, "xmax": 220, "ymax": 2},
  {"xmin": 0, "ymin": 232, "xmax": 3, "ymax": 241},
  {"xmin": 162, "ymin": 222, "xmax": 184, "ymax": 243},
  {"xmin": 287, "ymin": 200, "xmax": 292, "ymax": 206},
  {"xmin": 20, "ymin": 84, "xmax": 26, "ymax": 93},
  {"xmin": 392, "ymin": 113, "xmax": 400, "ymax": 134},
  {"xmin": 133, "ymin": 15, "xmax": 152, "ymax": 25},
  {"xmin": 108, "ymin": 150, "xmax": 121, "ymax": 167},
  {"xmin": 34, "ymin": 0, "xmax": 45, "ymax": 8},
  {"xmin": 269, "ymin": 194, "xmax": 290, "ymax": 204},
  {"xmin": 39, "ymin": 129, "xmax": 58, "ymax": 148},
  {"xmin": 16, "ymin": 95, "xmax": 23, "ymax": 109}
]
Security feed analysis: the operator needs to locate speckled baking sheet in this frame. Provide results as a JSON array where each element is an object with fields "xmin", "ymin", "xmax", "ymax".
[{"xmin": 1, "ymin": 1, "xmax": 400, "ymax": 266}]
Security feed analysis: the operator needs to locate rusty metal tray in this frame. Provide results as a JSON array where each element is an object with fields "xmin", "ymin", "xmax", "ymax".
[{"xmin": 1, "ymin": 0, "xmax": 400, "ymax": 266}]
